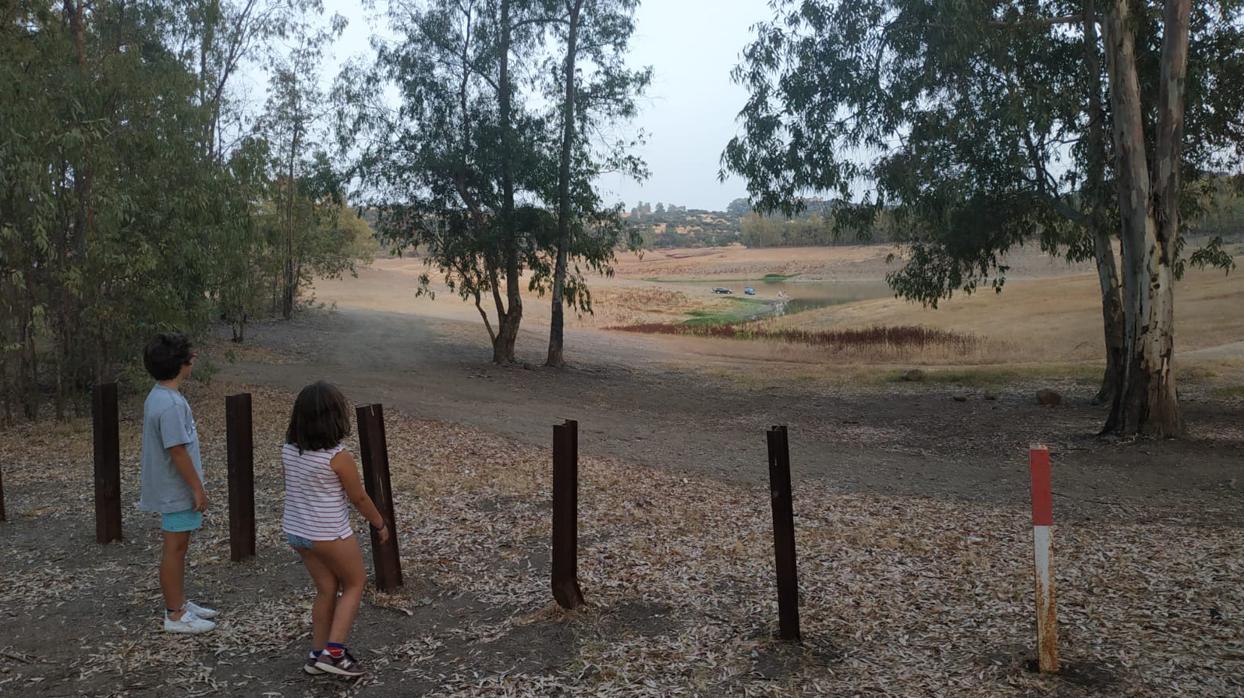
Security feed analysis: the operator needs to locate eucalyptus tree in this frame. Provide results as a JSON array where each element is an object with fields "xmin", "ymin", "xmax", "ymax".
[
  {"xmin": 1, "ymin": 1, "xmax": 368, "ymax": 419},
  {"xmin": 724, "ymin": 0, "xmax": 1243, "ymax": 436},
  {"xmin": 2, "ymin": 0, "xmax": 239, "ymax": 415},
  {"xmin": 542, "ymin": 0, "xmax": 649, "ymax": 367},
  {"xmin": 259, "ymin": 20, "xmax": 344, "ymax": 320},
  {"xmin": 342, "ymin": 0, "xmax": 559, "ymax": 363},
  {"xmin": 162, "ymin": 0, "xmax": 329, "ymax": 161}
]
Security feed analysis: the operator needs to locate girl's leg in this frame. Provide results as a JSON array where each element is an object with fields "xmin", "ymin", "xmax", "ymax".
[
  {"xmin": 297, "ymin": 548, "xmax": 339, "ymax": 651},
  {"xmin": 312, "ymin": 536, "xmax": 367, "ymax": 645}
]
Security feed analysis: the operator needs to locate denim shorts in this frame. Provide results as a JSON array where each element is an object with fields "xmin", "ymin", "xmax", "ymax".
[
  {"xmin": 287, "ymin": 533, "xmax": 314, "ymax": 550},
  {"xmin": 161, "ymin": 510, "xmax": 203, "ymax": 533}
]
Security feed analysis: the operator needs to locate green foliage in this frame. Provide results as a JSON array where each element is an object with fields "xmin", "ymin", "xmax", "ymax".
[
  {"xmin": 0, "ymin": 1, "xmax": 373, "ymax": 420},
  {"xmin": 682, "ymin": 298, "xmax": 770, "ymax": 326},
  {"xmin": 723, "ymin": 0, "xmax": 1244, "ymax": 305},
  {"xmin": 633, "ymin": 205, "xmax": 741, "ymax": 248},
  {"xmin": 342, "ymin": 0, "xmax": 647, "ymax": 360},
  {"xmin": 1188, "ymin": 175, "xmax": 1244, "ymax": 239},
  {"xmin": 740, "ymin": 206, "xmax": 897, "ymax": 248},
  {"xmin": 341, "ymin": 0, "xmax": 551, "ymax": 321}
]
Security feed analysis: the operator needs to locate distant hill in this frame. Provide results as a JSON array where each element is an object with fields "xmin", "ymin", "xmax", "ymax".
[{"xmin": 626, "ymin": 198, "xmax": 894, "ymax": 249}]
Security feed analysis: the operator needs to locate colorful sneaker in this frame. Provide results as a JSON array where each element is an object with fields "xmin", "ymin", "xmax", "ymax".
[
  {"xmin": 184, "ymin": 600, "xmax": 219, "ymax": 619},
  {"xmin": 315, "ymin": 649, "xmax": 365, "ymax": 677},
  {"xmin": 304, "ymin": 652, "xmax": 325, "ymax": 675},
  {"xmin": 163, "ymin": 609, "xmax": 216, "ymax": 634}
]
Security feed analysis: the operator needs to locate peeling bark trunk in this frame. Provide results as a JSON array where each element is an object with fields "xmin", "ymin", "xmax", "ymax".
[
  {"xmin": 1082, "ymin": 1, "xmax": 1125, "ymax": 406},
  {"xmin": 1101, "ymin": 0, "xmax": 1188, "ymax": 437},
  {"xmin": 1091, "ymin": 226, "xmax": 1126, "ymax": 405}
]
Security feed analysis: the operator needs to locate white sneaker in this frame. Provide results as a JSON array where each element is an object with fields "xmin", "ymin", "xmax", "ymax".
[
  {"xmin": 164, "ymin": 609, "xmax": 216, "ymax": 634},
  {"xmin": 184, "ymin": 600, "xmax": 219, "ymax": 619}
]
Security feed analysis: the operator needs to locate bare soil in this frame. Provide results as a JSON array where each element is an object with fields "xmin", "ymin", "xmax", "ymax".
[{"xmin": 220, "ymin": 305, "xmax": 1244, "ymax": 525}]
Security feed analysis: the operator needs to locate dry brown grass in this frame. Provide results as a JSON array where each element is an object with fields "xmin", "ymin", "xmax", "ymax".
[
  {"xmin": 767, "ymin": 268, "xmax": 1244, "ymax": 364},
  {"xmin": 612, "ymin": 244, "xmax": 1098, "ymax": 281},
  {"xmin": 611, "ymin": 322, "xmax": 1004, "ymax": 364},
  {"xmin": 307, "ymin": 248, "xmax": 1243, "ymax": 383},
  {"xmin": 575, "ymin": 286, "xmax": 706, "ymax": 327},
  {"xmin": 614, "ymin": 244, "xmax": 897, "ymax": 280}
]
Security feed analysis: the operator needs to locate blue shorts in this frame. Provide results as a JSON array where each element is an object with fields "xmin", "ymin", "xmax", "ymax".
[
  {"xmin": 161, "ymin": 510, "xmax": 203, "ymax": 533},
  {"xmin": 287, "ymin": 533, "xmax": 314, "ymax": 550}
]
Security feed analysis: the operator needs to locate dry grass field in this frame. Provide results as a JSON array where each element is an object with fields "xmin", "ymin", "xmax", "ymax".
[{"xmin": 322, "ymin": 242, "xmax": 1244, "ymax": 384}]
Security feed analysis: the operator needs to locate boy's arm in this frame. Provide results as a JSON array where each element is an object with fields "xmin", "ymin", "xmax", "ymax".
[
  {"xmin": 329, "ymin": 452, "xmax": 389, "ymax": 543},
  {"xmin": 168, "ymin": 445, "xmax": 208, "ymax": 512}
]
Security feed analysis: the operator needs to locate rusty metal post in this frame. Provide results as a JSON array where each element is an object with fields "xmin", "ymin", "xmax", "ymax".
[
  {"xmin": 551, "ymin": 419, "xmax": 585, "ymax": 609},
  {"xmin": 225, "ymin": 393, "xmax": 256, "ymax": 562},
  {"xmin": 766, "ymin": 425, "xmax": 800, "ymax": 642},
  {"xmin": 1029, "ymin": 445, "xmax": 1059, "ymax": 673},
  {"xmin": 92, "ymin": 383, "xmax": 123, "ymax": 544},
  {"xmin": 356, "ymin": 404, "xmax": 403, "ymax": 591}
]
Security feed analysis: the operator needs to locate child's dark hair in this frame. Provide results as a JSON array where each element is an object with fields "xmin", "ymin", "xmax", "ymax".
[
  {"xmin": 143, "ymin": 332, "xmax": 193, "ymax": 381},
  {"xmin": 286, "ymin": 381, "xmax": 352, "ymax": 453}
]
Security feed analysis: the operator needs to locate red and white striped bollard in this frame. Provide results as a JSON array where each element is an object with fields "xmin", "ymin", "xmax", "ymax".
[{"xmin": 1029, "ymin": 445, "xmax": 1059, "ymax": 673}]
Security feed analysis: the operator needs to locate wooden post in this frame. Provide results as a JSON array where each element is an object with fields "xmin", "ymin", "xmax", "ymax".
[
  {"xmin": 1029, "ymin": 445, "xmax": 1059, "ymax": 673},
  {"xmin": 551, "ymin": 419, "xmax": 585, "ymax": 609},
  {"xmin": 356, "ymin": 404, "xmax": 403, "ymax": 591},
  {"xmin": 92, "ymin": 383, "xmax": 123, "ymax": 544},
  {"xmin": 225, "ymin": 393, "xmax": 256, "ymax": 562},
  {"xmin": 766, "ymin": 425, "xmax": 800, "ymax": 642},
  {"xmin": 0, "ymin": 462, "xmax": 7, "ymax": 522}
]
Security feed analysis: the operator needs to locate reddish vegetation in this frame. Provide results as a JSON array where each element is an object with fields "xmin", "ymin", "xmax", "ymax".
[{"xmin": 611, "ymin": 322, "xmax": 981, "ymax": 352}]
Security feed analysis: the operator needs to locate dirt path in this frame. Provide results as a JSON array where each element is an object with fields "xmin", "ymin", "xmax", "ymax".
[{"xmin": 220, "ymin": 308, "xmax": 1244, "ymax": 525}]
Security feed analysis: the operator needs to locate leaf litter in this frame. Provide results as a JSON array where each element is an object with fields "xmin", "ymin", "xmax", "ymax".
[{"xmin": 0, "ymin": 380, "xmax": 1240, "ymax": 696}]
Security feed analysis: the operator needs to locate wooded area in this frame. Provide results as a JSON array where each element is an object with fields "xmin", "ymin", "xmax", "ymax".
[
  {"xmin": 0, "ymin": 1, "xmax": 373, "ymax": 422},
  {"xmin": 724, "ymin": 0, "xmax": 1244, "ymax": 436},
  {"xmin": 339, "ymin": 0, "xmax": 648, "ymax": 366},
  {"xmin": 4, "ymin": 0, "xmax": 1242, "ymax": 434}
]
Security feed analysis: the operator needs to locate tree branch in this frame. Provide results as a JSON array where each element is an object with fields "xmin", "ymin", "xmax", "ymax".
[{"xmin": 990, "ymin": 15, "xmax": 1081, "ymax": 28}]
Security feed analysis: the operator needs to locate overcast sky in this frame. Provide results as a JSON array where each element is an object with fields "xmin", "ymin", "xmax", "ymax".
[{"xmin": 320, "ymin": 0, "xmax": 772, "ymax": 212}]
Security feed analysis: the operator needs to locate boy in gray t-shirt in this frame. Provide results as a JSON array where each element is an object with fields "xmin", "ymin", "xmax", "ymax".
[{"xmin": 139, "ymin": 333, "xmax": 219, "ymax": 634}]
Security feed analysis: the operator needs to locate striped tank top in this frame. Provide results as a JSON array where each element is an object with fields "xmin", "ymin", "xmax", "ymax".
[{"xmin": 282, "ymin": 443, "xmax": 354, "ymax": 541}]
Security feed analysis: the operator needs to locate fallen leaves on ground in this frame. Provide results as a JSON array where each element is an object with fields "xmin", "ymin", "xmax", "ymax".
[{"xmin": 0, "ymin": 380, "xmax": 1241, "ymax": 696}]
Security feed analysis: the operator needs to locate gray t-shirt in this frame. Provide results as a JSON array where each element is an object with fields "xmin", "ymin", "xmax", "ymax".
[{"xmin": 138, "ymin": 384, "xmax": 204, "ymax": 513}]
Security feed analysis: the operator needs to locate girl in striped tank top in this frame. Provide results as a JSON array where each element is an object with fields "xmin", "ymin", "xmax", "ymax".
[{"xmin": 282, "ymin": 382, "xmax": 390, "ymax": 678}]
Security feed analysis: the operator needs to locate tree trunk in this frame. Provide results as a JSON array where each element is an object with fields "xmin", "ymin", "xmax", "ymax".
[
  {"xmin": 18, "ymin": 300, "xmax": 36, "ymax": 421},
  {"xmin": 496, "ymin": 0, "xmax": 521, "ymax": 364},
  {"xmin": 200, "ymin": 0, "xmax": 221, "ymax": 159},
  {"xmin": 1101, "ymin": 0, "xmax": 1188, "ymax": 437},
  {"xmin": 492, "ymin": 321, "xmax": 520, "ymax": 364},
  {"xmin": 2, "ymin": 353, "xmax": 12, "ymax": 426},
  {"xmin": 1091, "ymin": 224, "xmax": 1126, "ymax": 405},
  {"xmin": 63, "ymin": 0, "xmax": 90, "ymax": 421},
  {"xmin": 1082, "ymin": 0, "xmax": 1125, "ymax": 405},
  {"xmin": 282, "ymin": 119, "xmax": 301, "ymax": 320},
  {"xmin": 547, "ymin": 0, "xmax": 583, "ymax": 368}
]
